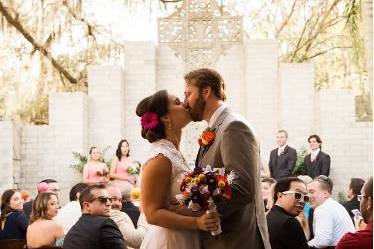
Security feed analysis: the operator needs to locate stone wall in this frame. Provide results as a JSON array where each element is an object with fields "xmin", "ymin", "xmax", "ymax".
[{"xmin": 0, "ymin": 40, "xmax": 372, "ymax": 202}]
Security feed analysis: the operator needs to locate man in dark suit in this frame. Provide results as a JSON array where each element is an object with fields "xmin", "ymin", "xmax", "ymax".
[
  {"xmin": 303, "ymin": 134, "xmax": 330, "ymax": 178},
  {"xmin": 266, "ymin": 177, "xmax": 309, "ymax": 249},
  {"xmin": 121, "ymin": 190, "xmax": 140, "ymax": 227},
  {"xmin": 63, "ymin": 184, "xmax": 127, "ymax": 249},
  {"xmin": 269, "ymin": 130, "xmax": 297, "ymax": 180}
]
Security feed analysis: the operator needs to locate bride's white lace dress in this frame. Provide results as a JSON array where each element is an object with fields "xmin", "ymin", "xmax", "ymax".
[{"xmin": 140, "ymin": 139, "xmax": 200, "ymax": 249}]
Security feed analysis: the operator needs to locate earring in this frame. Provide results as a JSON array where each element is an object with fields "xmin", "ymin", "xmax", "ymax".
[{"xmin": 168, "ymin": 121, "xmax": 172, "ymax": 130}]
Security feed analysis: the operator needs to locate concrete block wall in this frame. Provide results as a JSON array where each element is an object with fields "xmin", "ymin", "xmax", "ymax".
[
  {"xmin": 244, "ymin": 39, "xmax": 279, "ymax": 163},
  {"xmin": 155, "ymin": 44, "xmax": 198, "ymax": 166},
  {"xmin": 317, "ymin": 89, "xmax": 372, "ymax": 195},
  {"xmin": 87, "ymin": 65, "xmax": 125, "ymax": 153},
  {"xmin": 0, "ymin": 121, "xmax": 20, "ymax": 192},
  {"xmin": 20, "ymin": 125, "xmax": 55, "ymax": 196},
  {"xmin": 123, "ymin": 42, "xmax": 157, "ymax": 163},
  {"xmin": 279, "ymin": 64, "xmax": 315, "ymax": 150},
  {"xmin": 49, "ymin": 92, "xmax": 88, "ymax": 203},
  {"xmin": 216, "ymin": 44, "xmax": 246, "ymax": 116}
]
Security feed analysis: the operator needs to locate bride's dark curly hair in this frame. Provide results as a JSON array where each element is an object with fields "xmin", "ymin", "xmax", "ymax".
[{"xmin": 136, "ymin": 90, "xmax": 169, "ymax": 143}]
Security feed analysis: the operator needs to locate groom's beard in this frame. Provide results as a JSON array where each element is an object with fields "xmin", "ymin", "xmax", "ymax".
[{"xmin": 190, "ymin": 95, "xmax": 206, "ymax": 122}]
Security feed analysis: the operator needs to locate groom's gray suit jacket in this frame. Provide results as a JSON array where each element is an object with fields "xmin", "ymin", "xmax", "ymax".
[{"xmin": 196, "ymin": 107, "xmax": 271, "ymax": 249}]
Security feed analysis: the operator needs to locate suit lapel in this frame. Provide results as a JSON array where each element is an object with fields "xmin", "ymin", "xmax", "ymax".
[{"xmin": 200, "ymin": 107, "xmax": 230, "ymax": 161}]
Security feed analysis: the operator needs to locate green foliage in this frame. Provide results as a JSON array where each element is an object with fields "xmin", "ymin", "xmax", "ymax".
[
  {"xmin": 338, "ymin": 191, "xmax": 348, "ymax": 204},
  {"xmin": 292, "ymin": 146, "xmax": 308, "ymax": 176},
  {"xmin": 71, "ymin": 145, "xmax": 112, "ymax": 174}
]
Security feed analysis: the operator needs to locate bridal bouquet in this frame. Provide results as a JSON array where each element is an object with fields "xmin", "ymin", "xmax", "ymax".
[{"xmin": 176, "ymin": 165, "xmax": 237, "ymax": 235}]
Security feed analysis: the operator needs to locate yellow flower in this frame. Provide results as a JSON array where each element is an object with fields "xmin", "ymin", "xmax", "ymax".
[
  {"xmin": 218, "ymin": 180, "xmax": 226, "ymax": 188},
  {"xmin": 131, "ymin": 187, "xmax": 141, "ymax": 200}
]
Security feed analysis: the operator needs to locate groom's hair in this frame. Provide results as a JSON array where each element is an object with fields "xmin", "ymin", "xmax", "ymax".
[{"xmin": 184, "ymin": 68, "xmax": 226, "ymax": 101}]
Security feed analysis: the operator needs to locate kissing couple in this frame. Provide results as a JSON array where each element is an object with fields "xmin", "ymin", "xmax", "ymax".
[{"xmin": 136, "ymin": 68, "xmax": 271, "ymax": 249}]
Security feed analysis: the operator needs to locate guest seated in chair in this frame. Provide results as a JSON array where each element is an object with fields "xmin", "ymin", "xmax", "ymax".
[
  {"xmin": 63, "ymin": 184, "xmax": 127, "ymax": 249},
  {"xmin": 26, "ymin": 192, "xmax": 64, "ymax": 248},
  {"xmin": 0, "ymin": 189, "xmax": 28, "ymax": 240}
]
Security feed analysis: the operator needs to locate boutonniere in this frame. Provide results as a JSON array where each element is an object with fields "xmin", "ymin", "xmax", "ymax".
[{"xmin": 198, "ymin": 127, "xmax": 216, "ymax": 146}]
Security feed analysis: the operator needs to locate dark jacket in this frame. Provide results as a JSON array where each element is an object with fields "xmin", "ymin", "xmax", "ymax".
[
  {"xmin": 0, "ymin": 211, "xmax": 28, "ymax": 240},
  {"xmin": 121, "ymin": 201, "xmax": 140, "ymax": 227},
  {"xmin": 63, "ymin": 214, "xmax": 127, "ymax": 249},
  {"xmin": 23, "ymin": 200, "xmax": 33, "ymax": 220},
  {"xmin": 266, "ymin": 205, "xmax": 308, "ymax": 249},
  {"xmin": 343, "ymin": 197, "xmax": 360, "ymax": 223},
  {"xmin": 269, "ymin": 145, "xmax": 297, "ymax": 180},
  {"xmin": 303, "ymin": 151, "xmax": 330, "ymax": 178}
]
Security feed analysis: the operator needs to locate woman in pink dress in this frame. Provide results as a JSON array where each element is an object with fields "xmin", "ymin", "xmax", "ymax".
[
  {"xmin": 110, "ymin": 140, "xmax": 135, "ymax": 193},
  {"xmin": 82, "ymin": 146, "xmax": 109, "ymax": 185}
]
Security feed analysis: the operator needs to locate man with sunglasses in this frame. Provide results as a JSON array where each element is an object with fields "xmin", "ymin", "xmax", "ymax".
[
  {"xmin": 63, "ymin": 184, "xmax": 127, "ymax": 249},
  {"xmin": 266, "ymin": 177, "xmax": 309, "ymax": 249},
  {"xmin": 336, "ymin": 177, "xmax": 373, "ymax": 249},
  {"xmin": 307, "ymin": 175, "xmax": 354, "ymax": 249}
]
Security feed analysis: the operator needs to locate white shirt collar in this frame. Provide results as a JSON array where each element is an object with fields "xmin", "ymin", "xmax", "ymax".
[
  {"xmin": 278, "ymin": 144, "xmax": 287, "ymax": 150},
  {"xmin": 311, "ymin": 148, "xmax": 320, "ymax": 156},
  {"xmin": 208, "ymin": 103, "xmax": 227, "ymax": 127}
]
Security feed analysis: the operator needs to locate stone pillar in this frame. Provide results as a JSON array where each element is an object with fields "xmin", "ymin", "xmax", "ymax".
[
  {"xmin": 123, "ymin": 41, "xmax": 157, "ymax": 163},
  {"xmin": 88, "ymin": 65, "xmax": 125, "ymax": 152},
  {"xmin": 0, "ymin": 121, "xmax": 21, "ymax": 192},
  {"xmin": 244, "ymin": 39, "xmax": 279, "ymax": 162},
  {"xmin": 279, "ymin": 63, "xmax": 315, "ymax": 149},
  {"xmin": 49, "ymin": 92, "xmax": 88, "ymax": 203}
]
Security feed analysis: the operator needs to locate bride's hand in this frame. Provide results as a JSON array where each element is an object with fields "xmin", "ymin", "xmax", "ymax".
[{"xmin": 196, "ymin": 211, "xmax": 220, "ymax": 231}]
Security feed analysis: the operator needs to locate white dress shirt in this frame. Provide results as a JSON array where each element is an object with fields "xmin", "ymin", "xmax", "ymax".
[
  {"xmin": 110, "ymin": 210, "xmax": 149, "ymax": 249},
  {"xmin": 278, "ymin": 144, "xmax": 287, "ymax": 156},
  {"xmin": 308, "ymin": 198, "xmax": 355, "ymax": 248},
  {"xmin": 55, "ymin": 201, "xmax": 82, "ymax": 234},
  {"xmin": 208, "ymin": 103, "xmax": 227, "ymax": 127},
  {"xmin": 310, "ymin": 148, "xmax": 320, "ymax": 162}
]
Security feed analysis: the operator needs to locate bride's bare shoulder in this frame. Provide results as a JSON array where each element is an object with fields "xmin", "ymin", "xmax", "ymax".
[{"xmin": 144, "ymin": 153, "xmax": 172, "ymax": 169}]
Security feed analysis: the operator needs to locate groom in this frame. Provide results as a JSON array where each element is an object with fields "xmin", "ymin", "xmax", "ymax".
[{"xmin": 184, "ymin": 68, "xmax": 271, "ymax": 249}]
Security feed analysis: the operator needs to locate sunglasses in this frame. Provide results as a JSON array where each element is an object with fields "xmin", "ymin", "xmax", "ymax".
[
  {"xmin": 91, "ymin": 196, "xmax": 112, "ymax": 204},
  {"xmin": 282, "ymin": 191, "xmax": 310, "ymax": 202}
]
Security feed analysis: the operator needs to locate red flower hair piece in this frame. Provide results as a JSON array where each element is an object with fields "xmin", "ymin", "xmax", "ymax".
[{"xmin": 141, "ymin": 112, "xmax": 159, "ymax": 129}]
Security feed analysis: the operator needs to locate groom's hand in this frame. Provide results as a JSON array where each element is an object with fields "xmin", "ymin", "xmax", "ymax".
[{"xmin": 196, "ymin": 211, "xmax": 220, "ymax": 231}]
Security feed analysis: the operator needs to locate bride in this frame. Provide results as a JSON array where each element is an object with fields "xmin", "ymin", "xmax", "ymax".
[{"xmin": 136, "ymin": 90, "xmax": 220, "ymax": 249}]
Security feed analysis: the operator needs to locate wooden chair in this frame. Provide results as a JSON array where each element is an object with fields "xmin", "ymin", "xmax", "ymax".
[
  {"xmin": 24, "ymin": 246, "xmax": 63, "ymax": 249},
  {"xmin": 0, "ymin": 239, "xmax": 26, "ymax": 249}
]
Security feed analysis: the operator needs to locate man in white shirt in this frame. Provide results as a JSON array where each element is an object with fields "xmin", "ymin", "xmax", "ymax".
[
  {"xmin": 307, "ymin": 175, "xmax": 355, "ymax": 248},
  {"xmin": 55, "ymin": 182, "xmax": 87, "ymax": 234},
  {"xmin": 107, "ymin": 184, "xmax": 149, "ymax": 249}
]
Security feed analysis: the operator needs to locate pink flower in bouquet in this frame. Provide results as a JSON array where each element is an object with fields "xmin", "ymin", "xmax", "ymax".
[{"xmin": 176, "ymin": 165, "xmax": 236, "ymax": 212}]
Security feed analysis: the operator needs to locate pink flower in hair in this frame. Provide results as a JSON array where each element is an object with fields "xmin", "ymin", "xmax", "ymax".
[
  {"xmin": 38, "ymin": 182, "xmax": 49, "ymax": 193},
  {"xmin": 141, "ymin": 112, "xmax": 159, "ymax": 129}
]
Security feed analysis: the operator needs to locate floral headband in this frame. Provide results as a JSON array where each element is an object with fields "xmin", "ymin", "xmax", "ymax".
[{"xmin": 140, "ymin": 112, "xmax": 159, "ymax": 129}]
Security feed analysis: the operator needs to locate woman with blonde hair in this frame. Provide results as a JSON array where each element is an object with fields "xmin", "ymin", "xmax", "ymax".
[
  {"xmin": 26, "ymin": 192, "xmax": 64, "ymax": 247},
  {"xmin": 83, "ymin": 146, "xmax": 110, "ymax": 185}
]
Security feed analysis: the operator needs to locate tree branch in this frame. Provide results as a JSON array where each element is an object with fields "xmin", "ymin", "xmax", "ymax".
[
  {"xmin": 275, "ymin": 0, "xmax": 298, "ymax": 39},
  {"xmin": 0, "ymin": 1, "xmax": 78, "ymax": 84},
  {"xmin": 304, "ymin": 46, "xmax": 352, "ymax": 60}
]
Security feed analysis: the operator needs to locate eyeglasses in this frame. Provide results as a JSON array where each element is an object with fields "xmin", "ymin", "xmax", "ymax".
[
  {"xmin": 282, "ymin": 191, "xmax": 310, "ymax": 202},
  {"xmin": 91, "ymin": 196, "xmax": 112, "ymax": 204},
  {"xmin": 357, "ymin": 195, "xmax": 372, "ymax": 202}
]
